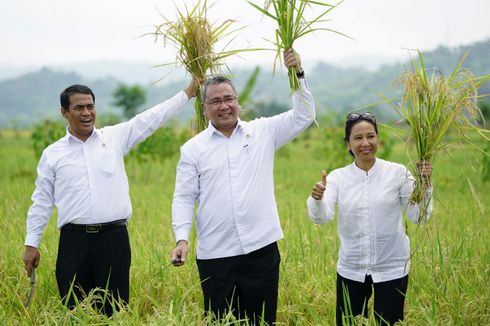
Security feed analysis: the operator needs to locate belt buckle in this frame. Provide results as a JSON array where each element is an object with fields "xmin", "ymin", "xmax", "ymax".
[{"xmin": 86, "ymin": 224, "xmax": 101, "ymax": 233}]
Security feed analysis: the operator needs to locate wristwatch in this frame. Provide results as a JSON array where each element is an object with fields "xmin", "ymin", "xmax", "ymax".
[{"xmin": 296, "ymin": 69, "xmax": 305, "ymax": 79}]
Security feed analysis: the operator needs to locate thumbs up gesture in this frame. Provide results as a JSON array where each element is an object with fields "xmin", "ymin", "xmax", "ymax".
[{"xmin": 311, "ymin": 170, "xmax": 327, "ymax": 200}]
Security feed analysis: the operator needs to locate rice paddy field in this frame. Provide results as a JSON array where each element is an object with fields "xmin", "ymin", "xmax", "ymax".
[{"xmin": 0, "ymin": 125, "xmax": 489, "ymax": 325}]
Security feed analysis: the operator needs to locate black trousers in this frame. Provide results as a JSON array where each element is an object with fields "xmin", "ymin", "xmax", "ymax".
[
  {"xmin": 56, "ymin": 224, "xmax": 131, "ymax": 316},
  {"xmin": 336, "ymin": 273, "xmax": 409, "ymax": 326},
  {"xmin": 196, "ymin": 242, "xmax": 280, "ymax": 325}
]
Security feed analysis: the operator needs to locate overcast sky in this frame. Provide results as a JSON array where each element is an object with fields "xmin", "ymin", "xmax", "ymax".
[{"xmin": 1, "ymin": 0, "xmax": 489, "ymax": 70}]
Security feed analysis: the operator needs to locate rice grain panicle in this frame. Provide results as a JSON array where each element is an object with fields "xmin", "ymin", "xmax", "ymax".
[
  {"xmin": 249, "ymin": 0, "xmax": 349, "ymax": 93},
  {"xmin": 151, "ymin": 0, "xmax": 261, "ymax": 133},
  {"xmin": 393, "ymin": 50, "xmax": 490, "ymax": 222}
]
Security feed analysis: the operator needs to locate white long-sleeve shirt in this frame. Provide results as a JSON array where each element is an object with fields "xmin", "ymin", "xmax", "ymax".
[
  {"xmin": 307, "ymin": 158, "xmax": 433, "ymax": 283},
  {"xmin": 25, "ymin": 91, "xmax": 190, "ymax": 248},
  {"xmin": 172, "ymin": 79, "xmax": 316, "ymax": 259}
]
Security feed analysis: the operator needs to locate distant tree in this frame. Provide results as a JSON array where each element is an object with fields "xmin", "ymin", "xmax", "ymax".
[
  {"xmin": 251, "ymin": 100, "xmax": 288, "ymax": 118},
  {"xmin": 239, "ymin": 66, "xmax": 260, "ymax": 107},
  {"xmin": 112, "ymin": 84, "xmax": 146, "ymax": 119},
  {"xmin": 97, "ymin": 112, "xmax": 122, "ymax": 127},
  {"xmin": 31, "ymin": 119, "xmax": 65, "ymax": 159}
]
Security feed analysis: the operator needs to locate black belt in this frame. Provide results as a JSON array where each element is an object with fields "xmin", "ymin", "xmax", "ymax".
[{"xmin": 62, "ymin": 219, "xmax": 127, "ymax": 233}]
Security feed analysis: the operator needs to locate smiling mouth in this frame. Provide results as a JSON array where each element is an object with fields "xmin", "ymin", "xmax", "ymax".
[{"xmin": 81, "ymin": 119, "xmax": 93, "ymax": 126}]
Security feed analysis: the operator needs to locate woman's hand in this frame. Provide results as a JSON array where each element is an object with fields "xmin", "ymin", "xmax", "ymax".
[
  {"xmin": 416, "ymin": 160, "xmax": 432, "ymax": 186},
  {"xmin": 311, "ymin": 170, "xmax": 327, "ymax": 200}
]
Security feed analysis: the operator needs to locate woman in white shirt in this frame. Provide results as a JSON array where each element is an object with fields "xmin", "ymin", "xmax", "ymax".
[{"xmin": 306, "ymin": 112, "xmax": 432, "ymax": 325}]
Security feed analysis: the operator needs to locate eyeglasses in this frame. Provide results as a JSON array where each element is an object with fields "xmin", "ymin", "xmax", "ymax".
[
  {"xmin": 346, "ymin": 112, "xmax": 376, "ymax": 123},
  {"xmin": 205, "ymin": 96, "xmax": 237, "ymax": 107}
]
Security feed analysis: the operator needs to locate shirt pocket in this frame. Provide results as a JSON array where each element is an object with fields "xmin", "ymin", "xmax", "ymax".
[{"xmin": 100, "ymin": 149, "xmax": 116, "ymax": 175}]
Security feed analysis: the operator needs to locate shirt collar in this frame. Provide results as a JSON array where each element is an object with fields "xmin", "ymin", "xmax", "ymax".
[
  {"xmin": 205, "ymin": 118, "xmax": 246, "ymax": 139},
  {"xmin": 65, "ymin": 126, "xmax": 100, "ymax": 144},
  {"xmin": 350, "ymin": 157, "xmax": 381, "ymax": 177}
]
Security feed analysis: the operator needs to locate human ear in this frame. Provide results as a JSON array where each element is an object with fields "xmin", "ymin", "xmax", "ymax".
[{"xmin": 60, "ymin": 107, "xmax": 68, "ymax": 119}]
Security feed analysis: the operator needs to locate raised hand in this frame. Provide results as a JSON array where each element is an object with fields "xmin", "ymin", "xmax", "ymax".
[
  {"xmin": 311, "ymin": 170, "xmax": 327, "ymax": 200},
  {"xmin": 184, "ymin": 77, "xmax": 201, "ymax": 98},
  {"xmin": 283, "ymin": 48, "xmax": 302, "ymax": 72}
]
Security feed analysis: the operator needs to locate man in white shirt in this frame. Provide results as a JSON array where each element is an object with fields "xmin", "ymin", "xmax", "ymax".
[
  {"xmin": 170, "ymin": 49, "xmax": 316, "ymax": 324},
  {"xmin": 23, "ymin": 80, "xmax": 197, "ymax": 315}
]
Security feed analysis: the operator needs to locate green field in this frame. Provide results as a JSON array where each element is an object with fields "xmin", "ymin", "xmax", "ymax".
[{"xmin": 1, "ymin": 127, "xmax": 489, "ymax": 325}]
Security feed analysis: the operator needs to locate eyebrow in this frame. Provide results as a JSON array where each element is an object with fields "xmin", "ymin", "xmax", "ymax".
[{"xmin": 352, "ymin": 132, "xmax": 376, "ymax": 137}]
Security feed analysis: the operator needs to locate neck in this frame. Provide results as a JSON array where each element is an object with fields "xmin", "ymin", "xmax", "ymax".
[
  {"xmin": 69, "ymin": 128, "xmax": 93, "ymax": 142},
  {"xmin": 214, "ymin": 122, "xmax": 237, "ymax": 138},
  {"xmin": 355, "ymin": 158, "xmax": 376, "ymax": 172}
]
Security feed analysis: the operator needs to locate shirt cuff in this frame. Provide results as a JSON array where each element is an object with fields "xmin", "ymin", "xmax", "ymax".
[
  {"xmin": 25, "ymin": 234, "xmax": 41, "ymax": 248},
  {"xmin": 174, "ymin": 229, "xmax": 190, "ymax": 244}
]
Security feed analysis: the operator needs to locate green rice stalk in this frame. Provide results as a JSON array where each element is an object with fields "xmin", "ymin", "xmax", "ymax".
[
  {"xmin": 151, "ymin": 0, "xmax": 263, "ymax": 133},
  {"xmin": 393, "ymin": 50, "xmax": 490, "ymax": 221},
  {"xmin": 249, "ymin": 0, "xmax": 349, "ymax": 93}
]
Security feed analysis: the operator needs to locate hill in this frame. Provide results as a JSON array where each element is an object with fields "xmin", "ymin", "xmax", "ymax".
[{"xmin": 1, "ymin": 39, "xmax": 489, "ymax": 128}]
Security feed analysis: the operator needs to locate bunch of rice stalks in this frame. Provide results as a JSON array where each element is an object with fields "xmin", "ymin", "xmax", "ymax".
[
  {"xmin": 393, "ymin": 51, "xmax": 490, "ymax": 216},
  {"xmin": 151, "ymin": 0, "xmax": 255, "ymax": 133},
  {"xmin": 248, "ymin": 0, "xmax": 347, "ymax": 93}
]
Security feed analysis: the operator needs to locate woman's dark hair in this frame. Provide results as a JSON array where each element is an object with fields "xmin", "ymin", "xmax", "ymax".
[
  {"xmin": 60, "ymin": 84, "xmax": 95, "ymax": 110},
  {"xmin": 344, "ymin": 112, "xmax": 378, "ymax": 157}
]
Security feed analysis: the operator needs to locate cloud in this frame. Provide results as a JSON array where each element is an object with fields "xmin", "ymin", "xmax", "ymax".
[{"xmin": 1, "ymin": 0, "xmax": 489, "ymax": 67}]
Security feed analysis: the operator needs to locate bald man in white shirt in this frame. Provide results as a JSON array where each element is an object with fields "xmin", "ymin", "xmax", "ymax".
[
  {"xmin": 170, "ymin": 49, "xmax": 316, "ymax": 325},
  {"xmin": 23, "ymin": 80, "xmax": 198, "ymax": 315}
]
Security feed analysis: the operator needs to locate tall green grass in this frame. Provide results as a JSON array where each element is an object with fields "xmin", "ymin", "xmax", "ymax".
[{"xmin": 1, "ymin": 126, "xmax": 489, "ymax": 325}]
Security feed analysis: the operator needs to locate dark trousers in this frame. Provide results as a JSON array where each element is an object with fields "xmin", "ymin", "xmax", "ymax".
[
  {"xmin": 56, "ymin": 224, "xmax": 131, "ymax": 316},
  {"xmin": 336, "ymin": 273, "xmax": 409, "ymax": 326},
  {"xmin": 196, "ymin": 242, "xmax": 280, "ymax": 325}
]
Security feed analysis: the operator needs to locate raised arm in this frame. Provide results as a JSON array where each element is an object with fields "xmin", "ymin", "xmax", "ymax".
[
  {"xmin": 268, "ymin": 49, "xmax": 316, "ymax": 148},
  {"xmin": 111, "ymin": 78, "xmax": 199, "ymax": 154}
]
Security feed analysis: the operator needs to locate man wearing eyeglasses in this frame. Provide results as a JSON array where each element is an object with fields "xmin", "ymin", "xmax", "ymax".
[{"xmin": 170, "ymin": 48, "xmax": 316, "ymax": 325}]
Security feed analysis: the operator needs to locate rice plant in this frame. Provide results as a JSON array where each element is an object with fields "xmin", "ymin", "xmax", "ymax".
[
  {"xmin": 248, "ymin": 0, "xmax": 348, "ymax": 93},
  {"xmin": 151, "ymin": 0, "xmax": 260, "ymax": 133},
  {"xmin": 392, "ymin": 50, "xmax": 490, "ymax": 217}
]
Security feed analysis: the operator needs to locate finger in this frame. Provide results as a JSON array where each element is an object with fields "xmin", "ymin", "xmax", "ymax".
[
  {"xmin": 312, "ymin": 188, "xmax": 325, "ymax": 199},
  {"xmin": 321, "ymin": 170, "xmax": 327, "ymax": 186},
  {"xmin": 312, "ymin": 192, "xmax": 324, "ymax": 200},
  {"xmin": 171, "ymin": 248, "xmax": 180, "ymax": 261},
  {"xmin": 33, "ymin": 255, "xmax": 40, "ymax": 268},
  {"xmin": 180, "ymin": 248, "xmax": 188, "ymax": 263},
  {"xmin": 315, "ymin": 184, "xmax": 326, "ymax": 191},
  {"xmin": 171, "ymin": 250, "xmax": 183, "ymax": 266}
]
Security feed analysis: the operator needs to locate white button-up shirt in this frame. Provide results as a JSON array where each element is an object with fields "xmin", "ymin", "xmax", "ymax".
[
  {"xmin": 25, "ymin": 91, "xmax": 190, "ymax": 248},
  {"xmin": 307, "ymin": 158, "xmax": 433, "ymax": 283},
  {"xmin": 172, "ymin": 79, "xmax": 316, "ymax": 259}
]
